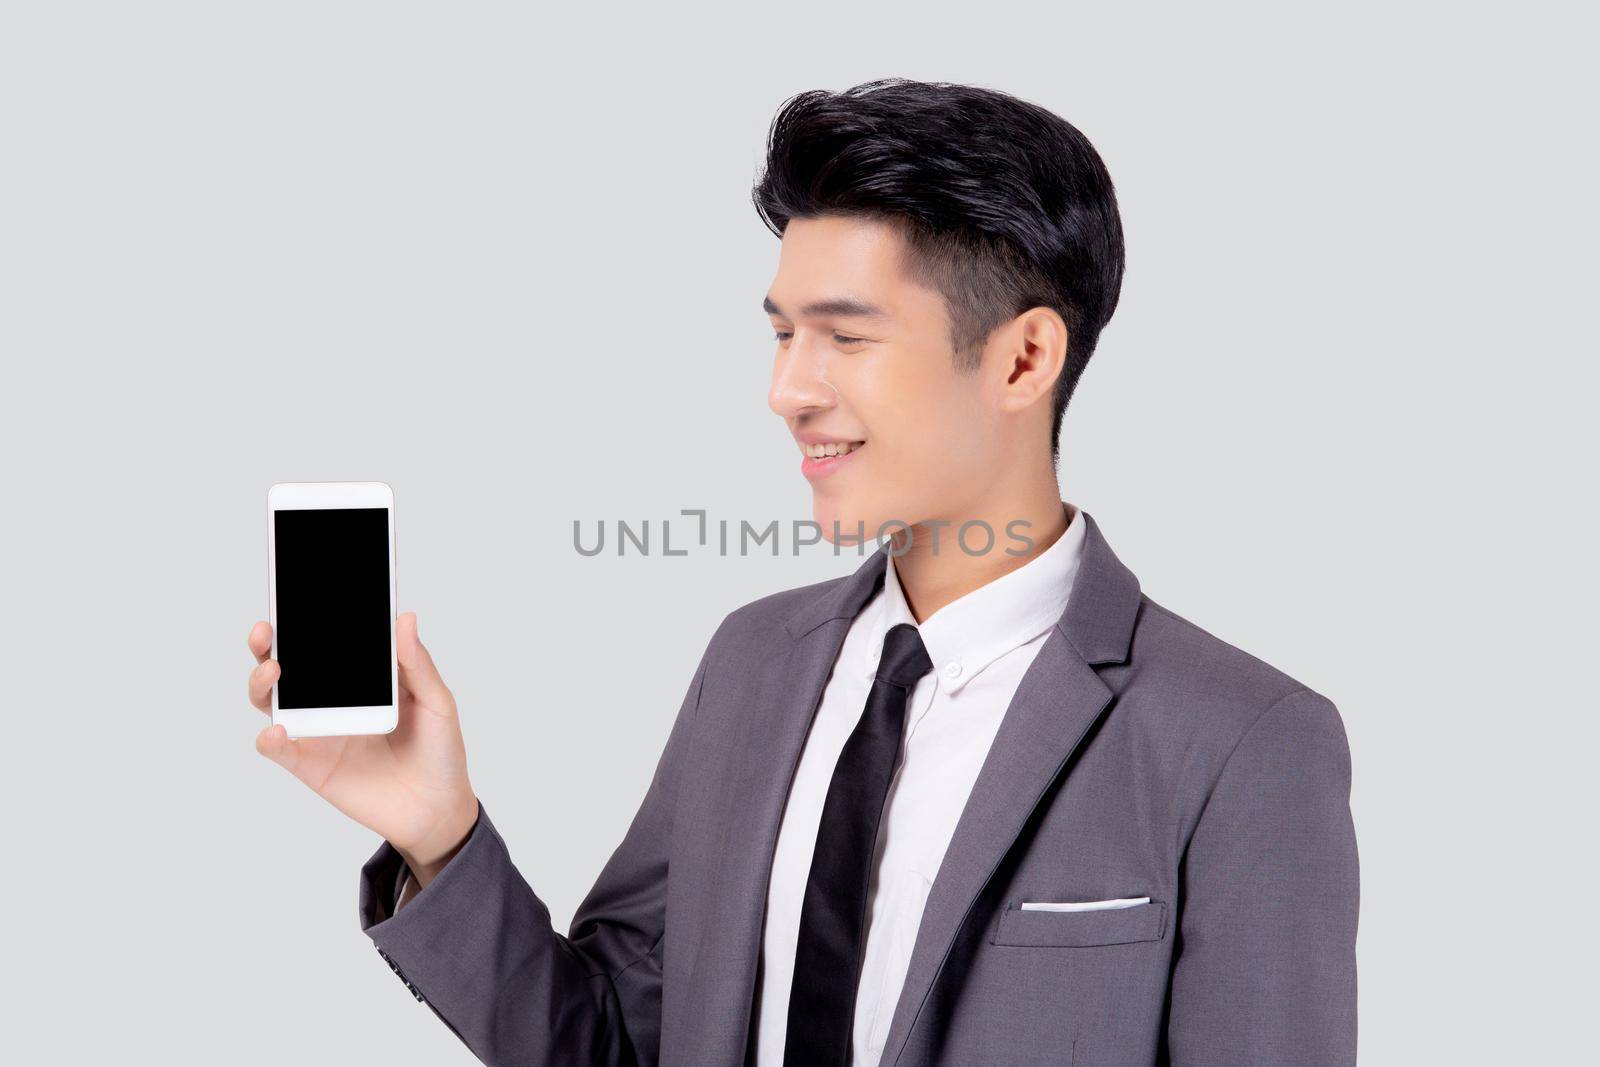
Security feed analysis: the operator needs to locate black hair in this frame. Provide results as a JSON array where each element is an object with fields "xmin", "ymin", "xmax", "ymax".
[{"xmin": 752, "ymin": 78, "xmax": 1125, "ymax": 462}]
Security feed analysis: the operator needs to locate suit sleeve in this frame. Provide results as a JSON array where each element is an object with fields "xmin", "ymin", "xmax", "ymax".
[
  {"xmin": 1165, "ymin": 688, "xmax": 1360, "ymax": 1065},
  {"xmin": 357, "ymin": 641, "xmax": 714, "ymax": 1066}
]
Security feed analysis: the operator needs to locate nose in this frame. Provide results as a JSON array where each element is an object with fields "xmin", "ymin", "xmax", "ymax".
[{"xmin": 768, "ymin": 335, "xmax": 838, "ymax": 420}]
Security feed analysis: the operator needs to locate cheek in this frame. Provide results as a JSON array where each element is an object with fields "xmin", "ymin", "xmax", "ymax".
[{"xmin": 856, "ymin": 364, "xmax": 986, "ymax": 472}]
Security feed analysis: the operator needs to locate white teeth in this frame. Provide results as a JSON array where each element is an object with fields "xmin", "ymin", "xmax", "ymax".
[{"xmin": 801, "ymin": 441, "xmax": 863, "ymax": 459}]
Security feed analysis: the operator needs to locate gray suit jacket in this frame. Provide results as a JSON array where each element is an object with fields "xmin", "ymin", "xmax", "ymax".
[{"xmin": 358, "ymin": 511, "xmax": 1359, "ymax": 1065}]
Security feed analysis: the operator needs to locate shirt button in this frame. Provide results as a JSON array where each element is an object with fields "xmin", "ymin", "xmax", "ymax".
[{"xmin": 943, "ymin": 661, "xmax": 963, "ymax": 680}]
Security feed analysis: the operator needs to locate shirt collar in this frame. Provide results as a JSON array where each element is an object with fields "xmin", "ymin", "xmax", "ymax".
[{"xmin": 864, "ymin": 502, "xmax": 1087, "ymax": 694}]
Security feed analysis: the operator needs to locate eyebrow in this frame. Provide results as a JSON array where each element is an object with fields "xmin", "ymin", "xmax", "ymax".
[{"xmin": 763, "ymin": 294, "xmax": 890, "ymax": 321}]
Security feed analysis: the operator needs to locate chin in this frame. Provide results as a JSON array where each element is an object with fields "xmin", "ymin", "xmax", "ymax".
[
  {"xmin": 812, "ymin": 492, "xmax": 916, "ymax": 549},
  {"xmin": 812, "ymin": 495, "xmax": 870, "ymax": 547}
]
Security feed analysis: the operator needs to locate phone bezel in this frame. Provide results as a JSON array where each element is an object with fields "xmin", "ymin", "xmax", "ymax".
[{"xmin": 267, "ymin": 481, "xmax": 399, "ymax": 738}]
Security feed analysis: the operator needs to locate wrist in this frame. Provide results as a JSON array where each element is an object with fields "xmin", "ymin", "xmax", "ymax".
[{"xmin": 396, "ymin": 795, "xmax": 480, "ymax": 890}]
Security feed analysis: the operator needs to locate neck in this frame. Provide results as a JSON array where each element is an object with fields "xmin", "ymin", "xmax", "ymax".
[{"xmin": 890, "ymin": 474, "xmax": 1069, "ymax": 623}]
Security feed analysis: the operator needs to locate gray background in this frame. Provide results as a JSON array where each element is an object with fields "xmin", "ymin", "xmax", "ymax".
[{"xmin": 2, "ymin": 2, "xmax": 1591, "ymax": 1062}]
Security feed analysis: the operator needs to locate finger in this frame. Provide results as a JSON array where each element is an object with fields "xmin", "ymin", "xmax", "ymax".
[
  {"xmin": 248, "ymin": 658, "xmax": 279, "ymax": 715},
  {"xmin": 255, "ymin": 723, "xmax": 299, "ymax": 773},
  {"xmin": 396, "ymin": 612, "xmax": 455, "ymax": 716},
  {"xmin": 248, "ymin": 621, "xmax": 273, "ymax": 665}
]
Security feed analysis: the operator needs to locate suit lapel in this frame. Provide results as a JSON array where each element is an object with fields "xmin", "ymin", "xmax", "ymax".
[
  {"xmin": 877, "ymin": 510, "xmax": 1142, "ymax": 1066},
  {"xmin": 686, "ymin": 550, "xmax": 889, "ymax": 1065}
]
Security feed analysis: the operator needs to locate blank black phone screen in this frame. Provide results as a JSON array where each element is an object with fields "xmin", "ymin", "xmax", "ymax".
[{"xmin": 274, "ymin": 507, "xmax": 393, "ymax": 709}]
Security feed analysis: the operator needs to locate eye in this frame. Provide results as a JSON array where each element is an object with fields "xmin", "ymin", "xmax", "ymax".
[{"xmin": 770, "ymin": 330, "xmax": 867, "ymax": 346}]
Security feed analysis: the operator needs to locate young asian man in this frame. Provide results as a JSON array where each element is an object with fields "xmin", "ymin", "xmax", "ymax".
[{"xmin": 245, "ymin": 78, "xmax": 1359, "ymax": 1066}]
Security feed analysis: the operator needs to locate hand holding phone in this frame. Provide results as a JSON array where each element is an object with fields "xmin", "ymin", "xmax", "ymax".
[{"xmin": 247, "ymin": 483, "xmax": 478, "ymax": 886}]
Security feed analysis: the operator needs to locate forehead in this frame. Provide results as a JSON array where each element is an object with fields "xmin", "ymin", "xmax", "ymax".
[{"xmin": 767, "ymin": 215, "xmax": 943, "ymax": 325}]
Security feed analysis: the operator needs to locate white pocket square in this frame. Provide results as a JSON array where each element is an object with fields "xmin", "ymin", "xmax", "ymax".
[{"xmin": 1019, "ymin": 896, "xmax": 1151, "ymax": 913}]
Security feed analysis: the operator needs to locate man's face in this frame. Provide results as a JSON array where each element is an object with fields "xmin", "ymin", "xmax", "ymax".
[{"xmin": 766, "ymin": 215, "xmax": 1001, "ymax": 545}]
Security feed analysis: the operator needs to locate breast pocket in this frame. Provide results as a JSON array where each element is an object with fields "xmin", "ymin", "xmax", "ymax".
[{"xmin": 991, "ymin": 897, "xmax": 1168, "ymax": 947}]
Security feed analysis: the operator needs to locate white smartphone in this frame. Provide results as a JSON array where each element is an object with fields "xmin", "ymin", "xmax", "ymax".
[{"xmin": 267, "ymin": 481, "xmax": 399, "ymax": 738}]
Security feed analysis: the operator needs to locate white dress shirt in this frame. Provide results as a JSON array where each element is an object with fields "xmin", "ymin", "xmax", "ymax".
[{"xmin": 752, "ymin": 502, "xmax": 1087, "ymax": 1066}]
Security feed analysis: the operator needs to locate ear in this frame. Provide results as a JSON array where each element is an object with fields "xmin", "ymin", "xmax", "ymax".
[{"xmin": 991, "ymin": 306, "xmax": 1068, "ymax": 414}]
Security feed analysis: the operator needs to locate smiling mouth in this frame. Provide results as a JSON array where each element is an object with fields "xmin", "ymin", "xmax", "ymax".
[
  {"xmin": 798, "ymin": 440, "xmax": 866, "ymax": 459},
  {"xmin": 798, "ymin": 440, "xmax": 866, "ymax": 480}
]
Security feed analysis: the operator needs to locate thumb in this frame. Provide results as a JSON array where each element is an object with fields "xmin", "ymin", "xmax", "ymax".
[
  {"xmin": 255, "ymin": 722, "xmax": 300, "ymax": 773},
  {"xmin": 397, "ymin": 611, "xmax": 456, "ymax": 715}
]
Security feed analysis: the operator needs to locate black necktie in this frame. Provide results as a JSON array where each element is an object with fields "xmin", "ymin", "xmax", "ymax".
[{"xmin": 784, "ymin": 622, "xmax": 933, "ymax": 1066}]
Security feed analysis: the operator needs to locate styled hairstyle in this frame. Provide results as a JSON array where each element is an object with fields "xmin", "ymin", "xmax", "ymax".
[{"xmin": 752, "ymin": 78, "xmax": 1125, "ymax": 461}]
